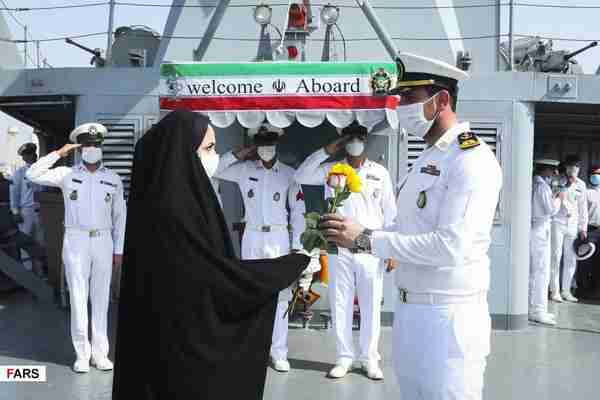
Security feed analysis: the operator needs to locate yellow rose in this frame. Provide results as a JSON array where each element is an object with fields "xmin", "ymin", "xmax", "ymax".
[
  {"xmin": 347, "ymin": 172, "xmax": 362, "ymax": 193},
  {"xmin": 328, "ymin": 163, "xmax": 347, "ymax": 177}
]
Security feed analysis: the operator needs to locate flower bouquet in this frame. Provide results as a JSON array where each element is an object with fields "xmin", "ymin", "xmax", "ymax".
[{"xmin": 300, "ymin": 163, "xmax": 362, "ymax": 254}]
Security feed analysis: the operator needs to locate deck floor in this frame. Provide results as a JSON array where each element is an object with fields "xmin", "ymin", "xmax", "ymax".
[{"xmin": 1, "ymin": 290, "xmax": 599, "ymax": 400}]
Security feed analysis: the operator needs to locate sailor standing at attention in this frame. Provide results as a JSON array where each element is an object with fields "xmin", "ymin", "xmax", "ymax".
[
  {"xmin": 320, "ymin": 53, "xmax": 502, "ymax": 399},
  {"xmin": 26, "ymin": 123, "xmax": 126, "ymax": 373},
  {"xmin": 529, "ymin": 159, "xmax": 561, "ymax": 325},
  {"xmin": 214, "ymin": 123, "xmax": 306, "ymax": 373},
  {"xmin": 294, "ymin": 122, "xmax": 397, "ymax": 381},
  {"xmin": 10, "ymin": 142, "xmax": 46, "ymax": 276}
]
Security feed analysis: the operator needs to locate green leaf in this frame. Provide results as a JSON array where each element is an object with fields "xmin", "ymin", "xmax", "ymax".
[
  {"xmin": 301, "ymin": 229, "xmax": 326, "ymax": 252},
  {"xmin": 337, "ymin": 189, "xmax": 351, "ymax": 202},
  {"xmin": 304, "ymin": 212, "xmax": 321, "ymax": 229}
]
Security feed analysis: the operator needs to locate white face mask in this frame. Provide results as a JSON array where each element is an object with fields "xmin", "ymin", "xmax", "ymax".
[
  {"xmin": 81, "ymin": 147, "xmax": 102, "ymax": 164},
  {"xmin": 566, "ymin": 166, "xmax": 580, "ymax": 177},
  {"xmin": 199, "ymin": 151, "xmax": 220, "ymax": 178},
  {"xmin": 345, "ymin": 139, "xmax": 365, "ymax": 157},
  {"xmin": 396, "ymin": 94, "xmax": 438, "ymax": 138},
  {"xmin": 257, "ymin": 146, "xmax": 277, "ymax": 162}
]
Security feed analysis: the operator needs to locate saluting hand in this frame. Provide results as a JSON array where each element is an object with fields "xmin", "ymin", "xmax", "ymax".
[
  {"xmin": 325, "ymin": 136, "xmax": 351, "ymax": 156},
  {"xmin": 57, "ymin": 143, "xmax": 81, "ymax": 158},
  {"xmin": 234, "ymin": 145, "xmax": 257, "ymax": 161}
]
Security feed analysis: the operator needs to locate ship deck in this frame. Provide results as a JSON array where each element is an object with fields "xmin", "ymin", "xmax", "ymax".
[{"xmin": 1, "ymin": 290, "xmax": 599, "ymax": 400}]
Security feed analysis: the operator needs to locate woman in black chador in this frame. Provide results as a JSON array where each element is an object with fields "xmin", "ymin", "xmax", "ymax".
[{"xmin": 112, "ymin": 110, "xmax": 309, "ymax": 399}]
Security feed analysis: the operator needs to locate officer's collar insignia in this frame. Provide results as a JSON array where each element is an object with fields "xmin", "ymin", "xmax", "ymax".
[
  {"xmin": 458, "ymin": 132, "xmax": 480, "ymax": 150},
  {"xmin": 367, "ymin": 174, "xmax": 380, "ymax": 181},
  {"xmin": 420, "ymin": 163, "xmax": 441, "ymax": 176}
]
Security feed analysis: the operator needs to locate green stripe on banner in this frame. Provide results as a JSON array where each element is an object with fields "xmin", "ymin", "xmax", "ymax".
[{"xmin": 161, "ymin": 62, "xmax": 397, "ymax": 78}]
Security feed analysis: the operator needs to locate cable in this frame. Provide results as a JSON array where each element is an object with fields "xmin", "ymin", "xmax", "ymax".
[
  {"xmin": 1, "ymin": 2, "xmax": 108, "ymax": 11},
  {"xmin": 333, "ymin": 23, "xmax": 346, "ymax": 62},
  {"xmin": 1, "ymin": 2, "xmax": 599, "ymax": 12},
  {"xmin": 114, "ymin": 2, "xmax": 507, "ymax": 10},
  {"xmin": 3, "ymin": 32, "xmax": 599, "ymax": 45},
  {"xmin": 0, "ymin": 0, "xmax": 25, "ymax": 28},
  {"xmin": 515, "ymin": 2, "xmax": 600, "ymax": 9}
]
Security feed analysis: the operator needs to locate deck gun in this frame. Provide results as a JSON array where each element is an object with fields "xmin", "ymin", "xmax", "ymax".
[
  {"xmin": 65, "ymin": 38, "xmax": 106, "ymax": 67},
  {"xmin": 501, "ymin": 37, "xmax": 597, "ymax": 74}
]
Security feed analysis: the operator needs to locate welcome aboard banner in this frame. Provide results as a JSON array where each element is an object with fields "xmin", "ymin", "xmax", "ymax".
[{"xmin": 159, "ymin": 62, "xmax": 400, "ymax": 131}]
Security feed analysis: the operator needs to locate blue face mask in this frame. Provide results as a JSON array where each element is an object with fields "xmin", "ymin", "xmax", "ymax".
[{"xmin": 590, "ymin": 174, "xmax": 600, "ymax": 187}]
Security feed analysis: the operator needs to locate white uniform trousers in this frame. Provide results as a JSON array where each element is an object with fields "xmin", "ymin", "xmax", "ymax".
[
  {"xmin": 329, "ymin": 250, "xmax": 383, "ymax": 363},
  {"xmin": 529, "ymin": 222, "xmax": 552, "ymax": 314},
  {"xmin": 62, "ymin": 229, "xmax": 113, "ymax": 361},
  {"xmin": 242, "ymin": 229, "xmax": 292, "ymax": 362},
  {"xmin": 393, "ymin": 300, "xmax": 490, "ymax": 400},
  {"xmin": 19, "ymin": 206, "xmax": 45, "ymax": 271},
  {"xmin": 550, "ymin": 222, "xmax": 577, "ymax": 294}
]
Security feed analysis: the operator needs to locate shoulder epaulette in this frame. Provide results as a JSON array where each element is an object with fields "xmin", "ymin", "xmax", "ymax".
[{"xmin": 457, "ymin": 132, "xmax": 480, "ymax": 150}]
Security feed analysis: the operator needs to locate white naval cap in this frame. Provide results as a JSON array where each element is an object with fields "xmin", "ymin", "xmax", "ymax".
[
  {"xmin": 69, "ymin": 122, "xmax": 107, "ymax": 145},
  {"xmin": 574, "ymin": 239, "xmax": 596, "ymax": 261},
  {"xmin": 391, "ymin": 52, "xmax": 469, "ymax": 94},
  {"xmin": 534, "ymin": 159, "xmax": 560, "ymax": 167}
]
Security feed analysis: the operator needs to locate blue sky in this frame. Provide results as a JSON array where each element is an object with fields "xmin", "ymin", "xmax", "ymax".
[{"xmin": 1, "ymin": 0, "xmax": 599, "ymax": 73}]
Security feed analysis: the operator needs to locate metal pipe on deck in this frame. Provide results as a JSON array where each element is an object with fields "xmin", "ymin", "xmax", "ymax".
[
  {"xmin": 106, "ymin": 0, "xmax": 116, "ymax": 64},
  {"xmin": 354, "ymin": 0, "xmax": 398, "ymax": 60},
  {"xmin": 193, "ymin": 0, "xmax": 232, "ymax": 61},
  {"xmin": 106, "ymin": 0, "xmax": 115, "ymax": 65},
  {"xmin": 508, "ymin": 0, "xmax": 514, "ymax": 71}
]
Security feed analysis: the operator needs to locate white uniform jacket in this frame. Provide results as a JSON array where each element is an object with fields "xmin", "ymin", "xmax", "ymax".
[
  {"xmin": 214, "ymin": 152, "xmax": 305, "ymax": 250},
  {"xmin": 294, "ymin": 148, "xmax": 397, "ymax": 231},
  {"xmin": 371, "ymin": 122, "xmax": 502, "ymax": 296},
  {"xmin": 26, "ymin": 152, "xmax": 127, "ymax": 254},
  {"xmin": 532, "ymin": 175, "xmax": 559, "ymax": 227},
  {"xmin": 553, "ymin": 177, "xmax": 588, "ymax": 233},
  {"xmin": 10, "ymin": 164, "xmax": 43, "ymax": 211}
]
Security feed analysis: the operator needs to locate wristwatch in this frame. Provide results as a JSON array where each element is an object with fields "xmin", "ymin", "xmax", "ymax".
[{"xmin": 353, "ymin": 229, "xmax": 373, "ymax": 253}]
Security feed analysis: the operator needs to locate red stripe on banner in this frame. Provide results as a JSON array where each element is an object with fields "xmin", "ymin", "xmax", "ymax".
[{"xmin": 159, "ymin": 95, "xmax": 399, "ymax": 111}]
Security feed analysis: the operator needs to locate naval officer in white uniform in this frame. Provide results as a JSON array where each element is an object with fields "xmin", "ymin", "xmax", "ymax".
[
  {"xmin": 10, "ymin": 142, "xmax": 46, "ymax": 276},
  {"xmin": 26, "ymin": 123, "xmax": 126, "ymax": 373},
  {"xmin": 321, "ymin": 53, "xmax": 502, "ymax": 399},
  {"xmin": 214, "ymin": 123, "xmax": 306, "ymax": 373},
  {"xmin": 294, "ymin": 122, "xmax": 397, "ymax": 380},
  {"xmin": 529, "ymin": 159, "xmax": 561, "ymax": 325},
  {"xmin": 550, "ymin": 155, "xmax": 588, "ymax": 303}
]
